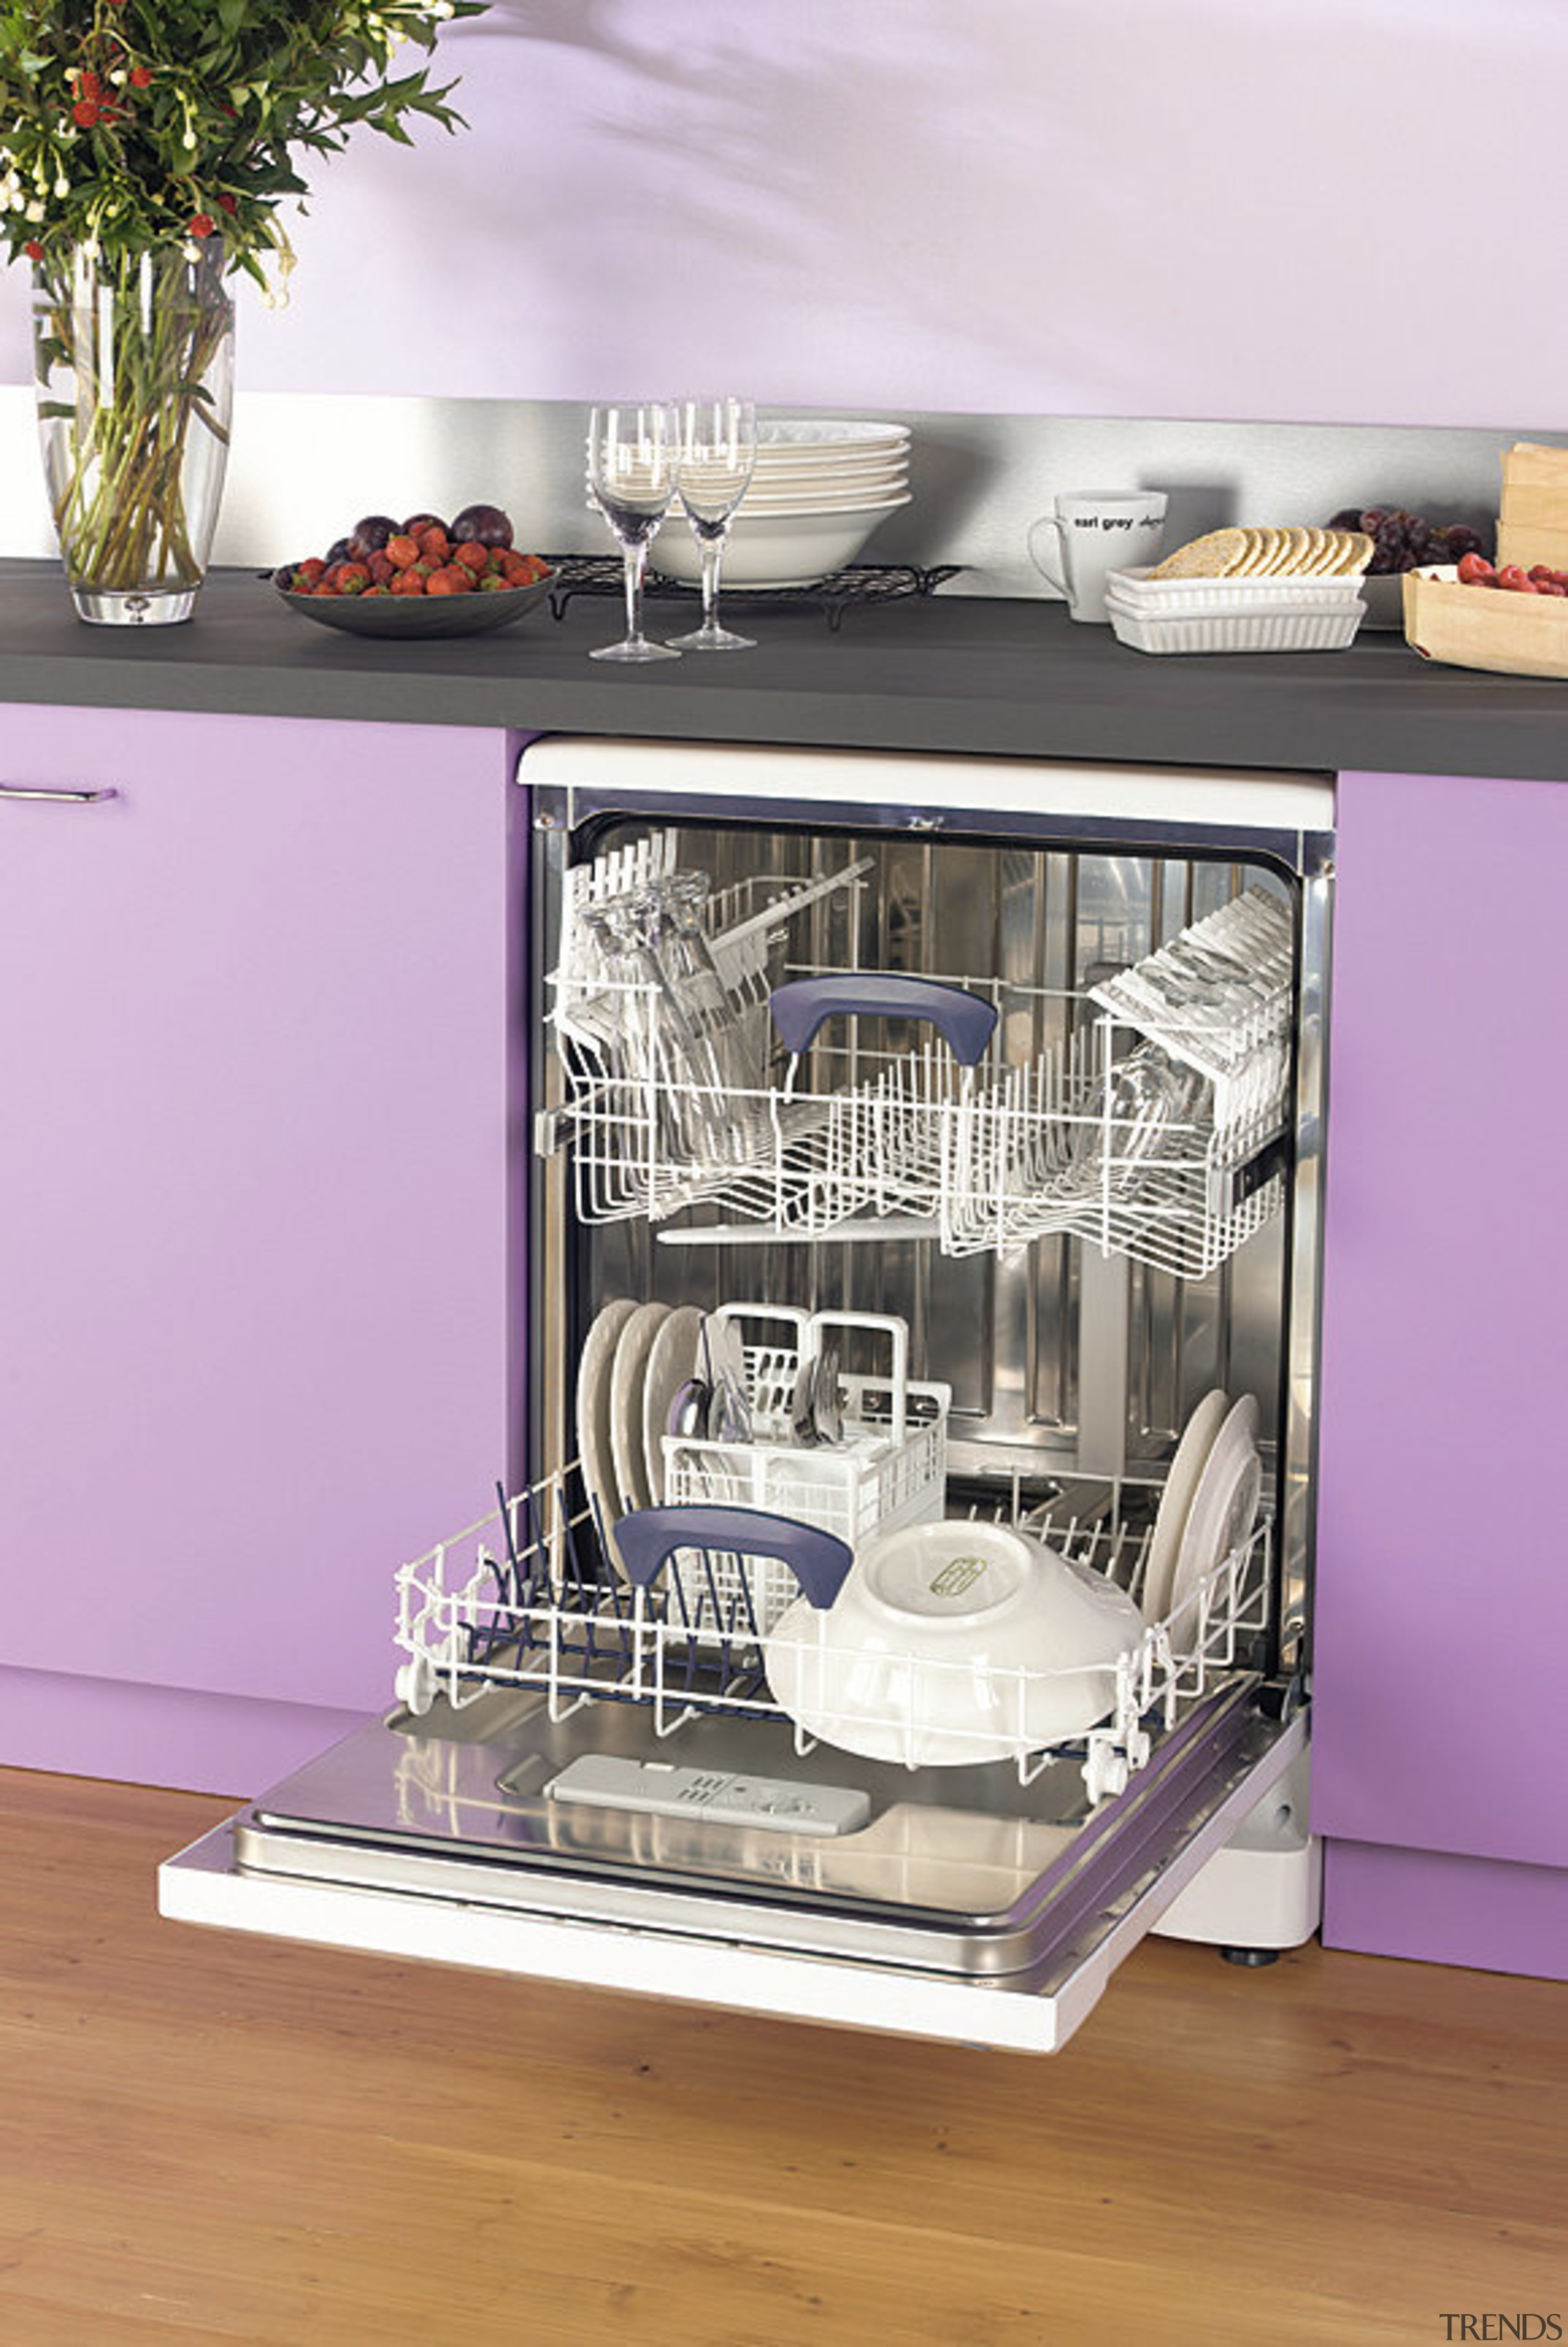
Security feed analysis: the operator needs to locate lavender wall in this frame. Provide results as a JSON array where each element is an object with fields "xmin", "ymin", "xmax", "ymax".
[{"xmin": 0, "ymin": 1, "xmax": 1563, "ymax": 427}]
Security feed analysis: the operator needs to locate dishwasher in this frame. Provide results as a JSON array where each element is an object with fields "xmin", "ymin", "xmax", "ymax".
[{"xmin": 159, "ymin": 740, "xmax": 1333, "ymax": 2055}]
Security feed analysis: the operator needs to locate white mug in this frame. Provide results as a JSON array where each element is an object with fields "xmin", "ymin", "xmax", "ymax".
[{"xmin": 1028, "ymin": 491, "xmax": 1169, "ymax": 622}]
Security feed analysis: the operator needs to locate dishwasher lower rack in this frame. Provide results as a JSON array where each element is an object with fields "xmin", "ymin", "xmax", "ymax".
[
  {"xmin": 391, "ymin": 1465, "xmax": 1271, "ymax": 1804},
  {"xmin": 543, "ymin": 850, "xmax": 1294, "ymax": 1279}
]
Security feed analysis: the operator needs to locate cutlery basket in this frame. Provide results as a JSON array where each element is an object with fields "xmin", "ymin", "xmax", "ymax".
[{"xmin": 662, "ymin": 1304, "xmax": 951, "ymax": 1633}]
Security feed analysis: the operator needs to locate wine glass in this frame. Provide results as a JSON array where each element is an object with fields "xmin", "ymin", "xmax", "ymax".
[
  {"xmin": 586, "ymin": 401, "xmax": 682, "ymax": 662},
  {"xmin": 667, "ymin": 396, "xmax": 758, "ymax": 651}
]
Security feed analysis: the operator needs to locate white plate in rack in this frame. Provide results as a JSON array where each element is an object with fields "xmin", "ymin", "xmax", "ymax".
[
  {"xmin": 640, "ymin": 1304, "xmax": 704, "ymax": 1506},
  {"xmin": 1141, "ymin": 1389, "xmax": 1229, "ymax": 1623},
  {"xmin": 576, "ymin": 1298, "xmax": 638, "ymax": 1575},
  {"xmin": 609, "ymin": 1301, "xmax": 671, "ymax": 1516},
  {"xmin": 1166, "ymin": 1393, "xmax": 1262, "ymax": 1632}
]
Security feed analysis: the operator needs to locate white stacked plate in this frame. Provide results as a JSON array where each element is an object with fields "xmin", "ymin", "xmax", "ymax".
[
  {"xmin": 657, "ymin": 418, "xmax": 912, "ymax": 589},
  {"xmin": 1104, "ymin": 564, "xmax": 1366, "ymax": 655}
]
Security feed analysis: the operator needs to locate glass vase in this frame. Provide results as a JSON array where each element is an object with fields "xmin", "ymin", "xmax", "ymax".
[{"xmin": 32, "ymin": 241, "xmax": 235, "ymax": 626}]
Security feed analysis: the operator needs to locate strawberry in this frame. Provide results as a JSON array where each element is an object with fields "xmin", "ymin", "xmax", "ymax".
[
  {"xmin": 454, "ymin": 540, "xmax": 488, "ymax": 575},
  {"xmin": 335, "ymin": 562, "xmax": 370, "ymax": 596},
  {"xmin": 385, "ymin": 534, "xmax": 420, "ymax": 570},
  {"xmin": 390, "ymin": 569, "xmax": 425, "ymax": 595},
  {"xmin": 426, "ymin": 565, "xmax": 472, "ymax": 595},
  {"xmin": 416, "ymin": 526, "xmax": 449, "ymax": 564},
  {"xmin": 368, "ymin": 551, "xmax": 394, "ymax": 585}
]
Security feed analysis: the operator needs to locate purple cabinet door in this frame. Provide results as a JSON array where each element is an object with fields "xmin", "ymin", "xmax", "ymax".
[
  {"xmin": 0, "ymin": 706, "xmax": 513, "ymax": 1715},
  {"xmin": 1314, "ymin": 768, "xmax": 1568, "ymax": 1875}
]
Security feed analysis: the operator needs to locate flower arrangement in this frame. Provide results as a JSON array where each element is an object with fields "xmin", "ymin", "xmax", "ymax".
[
  {"xmin": 0, "ymin": 0, "xmax": 489, "ymax": 621},
  {"xmin": 0, "ymin": 0, "xmax": 488, "ymax": 292}
]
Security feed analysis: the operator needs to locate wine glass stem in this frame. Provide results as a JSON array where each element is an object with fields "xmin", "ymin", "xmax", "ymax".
[
  {"xmin": 700, "ymin": 534, "xmax": 723, "ymax": 632},
  {"xmin": 623, "ymin": 537, "xmax": 649, "ymax": 644}
]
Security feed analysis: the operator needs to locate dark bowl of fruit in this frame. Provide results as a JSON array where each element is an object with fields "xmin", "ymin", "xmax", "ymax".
[
  {"xmin": 1325, "ymin": 507, "xmax": 1490, "ymax": 629},
  {"xmin": 273, "ymin": 507, "xmax": 554, "ymax": 638}
]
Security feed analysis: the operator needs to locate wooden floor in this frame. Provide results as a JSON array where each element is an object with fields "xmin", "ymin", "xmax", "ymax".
[{"xmin": 1, "ymin": 1769, "xmax": 1564, "ymax": 2346}]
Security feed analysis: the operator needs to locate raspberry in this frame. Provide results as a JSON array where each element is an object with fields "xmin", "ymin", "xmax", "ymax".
[{"xmin": 72, "ymin": 99, "xmax": 101, "ymax": 127}]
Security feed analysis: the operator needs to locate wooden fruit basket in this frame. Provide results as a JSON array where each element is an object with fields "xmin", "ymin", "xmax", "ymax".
[{"xmin": 1403, "ymin": 563, "xmax": 1568, "ymax": 681}]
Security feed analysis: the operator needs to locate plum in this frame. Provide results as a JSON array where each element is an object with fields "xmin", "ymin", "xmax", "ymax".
[
  {"xmin": 450, "ymin": 502, "xmax": 513, "ymax": 550},
  {"xmin": 347, "ymin": 513, "xmax": 399, "ymax": 560}
]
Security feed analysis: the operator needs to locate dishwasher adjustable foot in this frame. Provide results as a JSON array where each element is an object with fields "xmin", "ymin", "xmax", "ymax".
[{"xmin": 1219, "ymin": 1946, "xmax": 1281, "ymax": 1968}]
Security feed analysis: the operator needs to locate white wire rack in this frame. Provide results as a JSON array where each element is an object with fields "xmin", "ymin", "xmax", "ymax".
[
  {"xmin": 937, "ymin": 1004, "xmax": 1287, "ymax": 1276},
  {"xmin": 541, "ymin": 846, "xmax": 1294, "ymax": 1279},
  {"xmin": 662, "ymin": 1305, "xmax": 951, "ymax": 1633},
  {"xmin": 391, "ymin": 1465, "xmax": 1272, "ymax": 1804}
]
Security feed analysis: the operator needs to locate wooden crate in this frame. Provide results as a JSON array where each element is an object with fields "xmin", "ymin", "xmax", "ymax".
[
  {"xmin": 1499, "ymin": 482, "xmax": 1568, "ymax": 531},
  {"xmin": 1496, "ymin": 518, "xmax": 1568, "ymax": 572},
  {"xmin": 1403, "ymin": 564, "xmax": 1568, "ymax": 679},
  {"xmin": 1500, "ymin": 439, "xmax": 1568, "ymax": 491}
]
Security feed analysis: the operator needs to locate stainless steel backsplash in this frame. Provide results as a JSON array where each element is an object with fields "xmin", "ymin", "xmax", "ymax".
[{"xmin": 0, "ymin": 387, "xmax": 1545, "ymax": 597}]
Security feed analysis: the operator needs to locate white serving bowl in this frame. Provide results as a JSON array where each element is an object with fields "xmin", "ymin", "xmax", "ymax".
[
  {"xmin": 764, "ymin": 1519, "xmax": 1145, "ymax": 1766},
  {"xmin": 652, "ymin": 499, "xmax": 910, "ymax": 588}
]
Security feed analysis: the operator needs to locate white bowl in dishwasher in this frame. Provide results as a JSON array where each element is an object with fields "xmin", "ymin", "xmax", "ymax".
[{"xmin": 763, "ymin": 1519, "xmax": 1145, "ymax": 1767}]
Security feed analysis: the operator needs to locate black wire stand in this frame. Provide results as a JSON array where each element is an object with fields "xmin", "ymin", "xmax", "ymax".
[{"xmin": 543, "ymin": 555, "xmax": 963, "ymax": 633}]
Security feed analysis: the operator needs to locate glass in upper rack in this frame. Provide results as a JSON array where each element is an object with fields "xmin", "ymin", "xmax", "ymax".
[
  {"xmin": 586, "ymin": 401, "xmax": 682, "ymax": 662},
  {"xmin": 667, "ymin": 396, "xmax": 758, "ymax": 652}
]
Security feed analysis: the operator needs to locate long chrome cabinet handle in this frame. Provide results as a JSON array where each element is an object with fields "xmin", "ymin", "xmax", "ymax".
[{"xmin": 0, "ymin": 783, "xmax": 119, "ymax": 803}]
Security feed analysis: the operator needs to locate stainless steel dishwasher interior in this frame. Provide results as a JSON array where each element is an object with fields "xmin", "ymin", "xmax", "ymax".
[{"xmin": 542, "ymin": 818, "xmax": 1294, "ymax": 1636}]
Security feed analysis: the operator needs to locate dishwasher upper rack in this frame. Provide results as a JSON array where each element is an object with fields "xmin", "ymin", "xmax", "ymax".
[
  {"xmin": 391, "ymin": 1465, "xmax": 1271, "ymax": 1804},
  {"xmin": 541, "ymin": 860, "xmax": 1293, "ymax": 1278}
]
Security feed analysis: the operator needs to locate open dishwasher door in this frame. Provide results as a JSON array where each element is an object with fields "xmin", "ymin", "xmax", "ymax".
[
  {"xmin": 160, "ymin": 1684, "xmax": 1305, "ymax": 2057},
  {"xmin": 162, "ymin": 741, "xmax": 1331, "ymax": 2055}
]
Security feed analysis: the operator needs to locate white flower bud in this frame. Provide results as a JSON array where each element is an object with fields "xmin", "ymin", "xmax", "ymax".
[{"xmin": 25, "ymin": 200, "xmax": 45, "ymax": 222}]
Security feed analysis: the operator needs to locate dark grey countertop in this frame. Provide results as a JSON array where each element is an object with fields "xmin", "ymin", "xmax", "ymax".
[{"xmin": 2, "ymin": 561, "xmax": 1566, "ymax": 779}]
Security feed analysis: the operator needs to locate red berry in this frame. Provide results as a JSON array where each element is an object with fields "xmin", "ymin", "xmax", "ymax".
[
  {"xmin": 385, "ymin": 534, "xmax": 420, "ymax": 570},
  {"xmin": 71, "ymin": 99, "xmax": 101, "ymax": 127},
  {"xmin": 23, "ymin": 238, "xmax": 43, "ymax": 261},
  {"xmin": 218, "ymin": 192, "xmax": 237, "ymax": 214},
  {"xmin": 130, "ymin": 65, "xmax": 152, "ymax": 88},
  {"xmin": 1457, "ymin": 551, "xmax": 1494, "ymax": 586},
  {"xmin": 78, "ymin": 71, "xmax": 102, "ymax": 98},
  {"xmin": 188, "ymin": 213, "xmax": 215, "ymax": 239},
  {"xmin": 1495, "ymin": 564, "xmax": 1531, "ymax": 592},
  {"xmin": 426, "ymin": 565, "xmax": 472, "ymax": 595}
]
